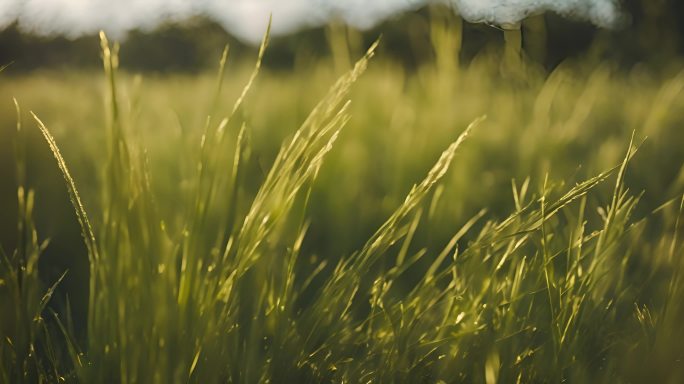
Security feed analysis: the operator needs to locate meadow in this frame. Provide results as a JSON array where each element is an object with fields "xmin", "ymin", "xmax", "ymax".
[{"xmin": 1, "ymin": 19, "xmax": 684, "ymax": 383}]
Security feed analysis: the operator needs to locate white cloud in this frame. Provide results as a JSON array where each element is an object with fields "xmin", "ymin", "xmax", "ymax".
[
  {"xmin": 0, "ymin": 0, "xmax": 624, "ymax": 43},
  {"xmin": 451, "ymin": 0, "xmax": 623, "ymax": 28}
]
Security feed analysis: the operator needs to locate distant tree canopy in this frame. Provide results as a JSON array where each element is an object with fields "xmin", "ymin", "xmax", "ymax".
[{"xmin": 0, "ymin": 0, "xmax": 682, "ymax": 72}]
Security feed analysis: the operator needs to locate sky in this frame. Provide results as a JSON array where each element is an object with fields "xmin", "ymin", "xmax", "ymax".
[{"xmin": 0, "ymin": 0, "xmax": 625, "ymax": 43}]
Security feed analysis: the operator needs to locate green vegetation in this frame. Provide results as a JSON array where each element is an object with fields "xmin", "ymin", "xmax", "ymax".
[{"xmin": 1, "ymin": 21, "xmax": 684, "ymax": 383}]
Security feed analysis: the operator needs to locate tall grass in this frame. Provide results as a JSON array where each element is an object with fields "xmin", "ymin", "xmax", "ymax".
[
  {"xmin": 2, "ymin": 23, "xmax": 684, "ymax": 383},
  {"xmin": 0, "ymin": 78, "xmax": 67, "ymax": 381}
]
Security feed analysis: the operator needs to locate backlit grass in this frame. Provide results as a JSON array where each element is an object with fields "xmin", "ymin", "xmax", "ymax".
[{"xmin": 1, "ymin": 23, "xmax": 684, "ymax": 383}]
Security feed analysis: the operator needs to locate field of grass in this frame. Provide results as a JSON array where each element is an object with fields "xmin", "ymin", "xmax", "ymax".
[{"xmin": 1, "ymin": 22, "xmax": 684, "ymax": 383}]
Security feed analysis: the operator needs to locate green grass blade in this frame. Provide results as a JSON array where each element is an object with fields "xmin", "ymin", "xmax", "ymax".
[{"xmin": 31, "ymin": 113, "xmax": 99, "ymax": 264}]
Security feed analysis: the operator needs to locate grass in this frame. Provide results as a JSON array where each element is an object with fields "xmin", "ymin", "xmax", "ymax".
[{"xmin": 2, "ymin": 19, "xmax": 684, "ymax": 383}]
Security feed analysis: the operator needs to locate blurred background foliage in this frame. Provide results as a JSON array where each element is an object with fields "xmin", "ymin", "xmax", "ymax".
[{"xmin": 1, "ymin": 0, "xmax": 683, "ymax": 72}]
